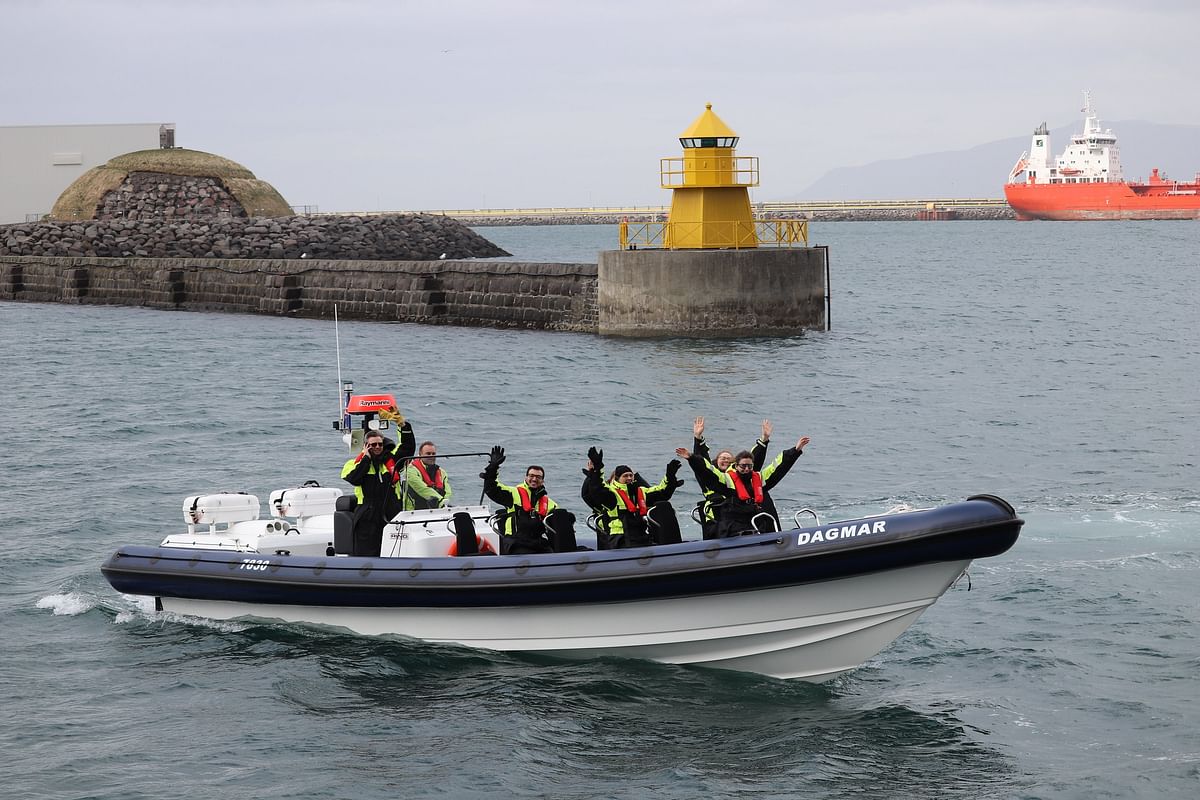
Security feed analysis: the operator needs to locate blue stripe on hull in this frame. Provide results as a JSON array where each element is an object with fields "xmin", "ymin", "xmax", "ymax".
[{"xmin": 102, "ymin": 497, "xmax": 1023, "ymax": 609}]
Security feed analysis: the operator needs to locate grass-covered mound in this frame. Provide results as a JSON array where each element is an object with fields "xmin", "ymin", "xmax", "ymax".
[{"xmin": 50, "ymin": 148, "xmax": 292, "ymax": 221}]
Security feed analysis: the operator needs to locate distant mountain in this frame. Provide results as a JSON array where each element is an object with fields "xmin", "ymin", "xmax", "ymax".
[{"xmin": 787, "ymin": 121, "xmax": 1200, "ymax": 200}]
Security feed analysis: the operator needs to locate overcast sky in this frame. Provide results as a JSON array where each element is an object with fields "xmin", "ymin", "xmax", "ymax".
[{"xmin": 5, "ymin": 0, "xmax": 1199, "ymax": 211}]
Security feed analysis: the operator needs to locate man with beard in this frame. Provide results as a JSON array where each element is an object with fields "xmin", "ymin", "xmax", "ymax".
[
  {"xmin": 481, "ymin": 446, "xmax": 576, "ymax": 554},
  {"xmin": 340, "ymin": 421, "xmax": 414, "ymax": 555},
  {"xmin": 403, "ymin": 440, "xmax": 453, "ymax": 510}
]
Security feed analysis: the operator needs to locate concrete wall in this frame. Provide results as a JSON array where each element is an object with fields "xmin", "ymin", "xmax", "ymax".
[
  {"xmin": 597, "ymin": 248, "xmax": 827, "ymax": 337},
  {"xmin": 0, "ymin": 123, "xmax": 168, "ymax": 224},
  {"xmin": 0, "ymin": 256, "xmax": 598, "ymax": 333},
  {"xmin": 1, "ymin": 249, "xmax": 829, "ymax": 337}
]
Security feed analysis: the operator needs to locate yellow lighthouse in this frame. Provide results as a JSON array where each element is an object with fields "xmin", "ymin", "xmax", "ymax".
[
  {"xmin": 619, "ymin": 104, "xmax": 806, "ymax": 251},
  {"xmin": 663, "ymin": 103, "xmax": 758, "ymax": 249},
  {"xmin": 602, "ymin": 105, "xmax": 823, "ymax": 337}
]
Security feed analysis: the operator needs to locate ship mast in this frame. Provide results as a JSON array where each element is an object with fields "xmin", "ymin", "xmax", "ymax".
[{"xmin": 1081, "ymin": 89, "xmax": 1101, "ymax": 137}]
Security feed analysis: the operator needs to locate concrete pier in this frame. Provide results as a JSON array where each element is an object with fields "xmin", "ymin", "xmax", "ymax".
[
  {"xmin": 597, "ymin": 248, "xmax": 827, "ymax": 337},
  {"xmin": 0, "ymin": 256, "xmax": 598, "ymax": 333},
  {"xmin": 1, "ymin": 249, "xmax": 830, "ymax": 338}
]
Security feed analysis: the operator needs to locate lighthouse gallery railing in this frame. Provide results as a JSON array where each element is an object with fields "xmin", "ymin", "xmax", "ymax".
[{"xmin": 619, "ymin": 219, "xmax": 809, "ymax": 249}]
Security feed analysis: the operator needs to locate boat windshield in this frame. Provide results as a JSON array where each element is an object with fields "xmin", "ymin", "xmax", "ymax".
[{"xmin": 394, "ymin": 450, "xmax": 493, "ymax": 505}]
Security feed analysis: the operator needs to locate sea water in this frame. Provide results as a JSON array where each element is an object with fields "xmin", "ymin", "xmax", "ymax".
[{"xmin": 2, "ymin": 221, "xmax": 1198, "ymax": 799}]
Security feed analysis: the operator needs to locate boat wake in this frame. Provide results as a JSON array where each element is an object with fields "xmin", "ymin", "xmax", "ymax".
[{"xmin": 36, "ymin": 592, "xmax": 96, "ymax": 617}]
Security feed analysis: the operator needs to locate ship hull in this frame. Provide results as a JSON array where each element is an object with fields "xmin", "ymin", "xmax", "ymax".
[{"xmin": 1005, "ymin": 182, "xmax": 1200, "ymax": 221}]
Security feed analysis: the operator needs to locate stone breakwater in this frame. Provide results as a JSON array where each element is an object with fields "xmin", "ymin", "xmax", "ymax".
[
  {"xmin": 0, "ymin": 256, "xmax": 596, "ymax": 332},
  {"xmin": 451, "ymin": 207, "xmax": 1015, "ymax": 226},
  {"xmin": 0, "ymin": 213, "xmax": 509, "ymax": 261}
]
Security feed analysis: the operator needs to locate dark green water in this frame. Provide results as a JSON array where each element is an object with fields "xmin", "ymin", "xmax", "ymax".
[{"xmin": 3, "ymin": 221, "xmax": 1197, "ymax": 798}]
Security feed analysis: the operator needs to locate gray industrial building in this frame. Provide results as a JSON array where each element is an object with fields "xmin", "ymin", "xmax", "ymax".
[{"xmin": 0, "ymin": 122, "xmax": 173, "ymax": 224}]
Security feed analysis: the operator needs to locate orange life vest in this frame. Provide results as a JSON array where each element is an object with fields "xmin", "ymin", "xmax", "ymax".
[
  {"xmin": 733, "ymin": 471, "xmax": 764, "ymax": 504},
  {"xmin": 614, "ymin": 485, "xmax": 649, "ymax": 516},
  {"xmin": 412, "ymin": 459, "xmax": 444, "ymax": 491},
  {"xmin": 356, "ymin": 450, "xmax": 400, "ymax": 484},
  {"xmin": 516, "ymin": 485, "xmax": 550, "ymax": 517}
]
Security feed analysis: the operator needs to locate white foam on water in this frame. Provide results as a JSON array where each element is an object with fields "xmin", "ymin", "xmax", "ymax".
[
  {"xmin": 113, "ymin": 593, "xmax": 157, "ymax": 624},
  {"xmin": 161, "ymin": 611, "xmax": 250, "ymax": 635},
  {"xmin": 110, "ymin": 593, "xmax": 251, "ymax": 633},
  {"xmin": 35, "ymin": 592, "xmax": 96, "ymax": 616}
]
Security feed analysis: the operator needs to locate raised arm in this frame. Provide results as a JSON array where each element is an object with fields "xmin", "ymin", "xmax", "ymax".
[
  {"xmin": 480, "ymin": 445, "xmax": 511, "ymax": 505},
  {"xmin": 752, "ymin": 418, "xmax": 772, "ymax": 470},
  {"xmin": 581, "ymin": 446, "xmax": 617, "ymax": 510},
  {"xmin": 761, "ymin": 436, "xmax": 811, "ymax": 490},
  {"xmin": 341, "ymin": 447, "xmax": 374, "ymax": 485},
  {"xmin": 646, "ymin": 459, "xmax": 684, "ymax": 502},
  {"xmin": 676, "ymin": 447, "xmax": 729, "ymax": 494},
  {"xmin": 392, "ymin": 419, "xmax": 415, "ymax": 462},
  {"xmin": 692, "ymin": 417, "xmax": 713, "ymax": 463}
]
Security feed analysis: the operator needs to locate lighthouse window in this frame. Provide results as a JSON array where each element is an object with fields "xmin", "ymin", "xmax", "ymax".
[{"xmin": 680, "ymin": 137, "xmax": 739, "ymax": 148}]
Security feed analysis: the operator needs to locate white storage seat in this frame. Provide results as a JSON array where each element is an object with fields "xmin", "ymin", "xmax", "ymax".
[
  {"xmin": 183, "ymin": 493, "xmax": 261, "ymax": 526},
  {"xmin": 270, "ymin": 486, "xmax": 344, "ymax": 518}
]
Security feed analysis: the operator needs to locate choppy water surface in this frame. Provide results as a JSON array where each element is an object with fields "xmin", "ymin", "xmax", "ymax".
[{"xmin": 2, "ymin": 221, "xmax": 1198, "ymax": 799}]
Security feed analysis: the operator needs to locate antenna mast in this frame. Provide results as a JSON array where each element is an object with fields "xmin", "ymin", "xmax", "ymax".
[
  {"xmin": 335, "ymin": 305, "xmax": 343, "ymax": 415},
  {"xmin": 333, "ymin": 306, "xmax": 353, "ymax": 436}
]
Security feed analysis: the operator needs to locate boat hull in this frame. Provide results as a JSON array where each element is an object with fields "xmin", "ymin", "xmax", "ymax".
[
  {"xmin": 102, "ymin": 496, "xmax": 1023, "ymax": 680},
  {"xmin": 159, "ymin": 561, "xmax": 966, "ymax": 681},
  {"xmin": 1005, "ymin": 182, "xmax": 1200, "ymax": 221}
]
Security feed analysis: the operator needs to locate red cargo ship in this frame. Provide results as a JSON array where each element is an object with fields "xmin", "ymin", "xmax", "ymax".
[{"xmin": 1004, "ymin": 92, "xmax": 1200, "ymax": 221}]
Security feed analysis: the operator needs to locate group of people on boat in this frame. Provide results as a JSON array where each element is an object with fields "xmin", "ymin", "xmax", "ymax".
[
  {"xmin": 338, "ymin": 416, "xmax": 451, "ymax": 556},
  {"xmin": 340, "ymin": 412, "xmax": 810, "ymax": 557}
]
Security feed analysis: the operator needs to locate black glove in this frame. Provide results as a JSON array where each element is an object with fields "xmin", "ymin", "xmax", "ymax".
[
  {"xmin": 587, "ymin": 446, "xmax": 603, "ymax": 470},
  {"xmin": 666, "ymin": 459, "xmax": 681, "ymax": 478},
  {"xmin": 671, "ymin": 477, "xmax": 686, "ymax": 489},
  {"xmin": 488, "ymin": 445, "xmax": 506, "ymax": 468}
]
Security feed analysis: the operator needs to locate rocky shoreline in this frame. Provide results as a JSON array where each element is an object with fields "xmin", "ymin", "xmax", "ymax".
[
  {"xmin": 0, "ymin": 213, "xmax": 509, "ymax": 260},
  {"xmin": 0, "ymin": 206, "xmax": 1017, "ymax": 262},
  {"xmin": 451, "ymin": 206, "xmax": 1015, "ymax": 226}
]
